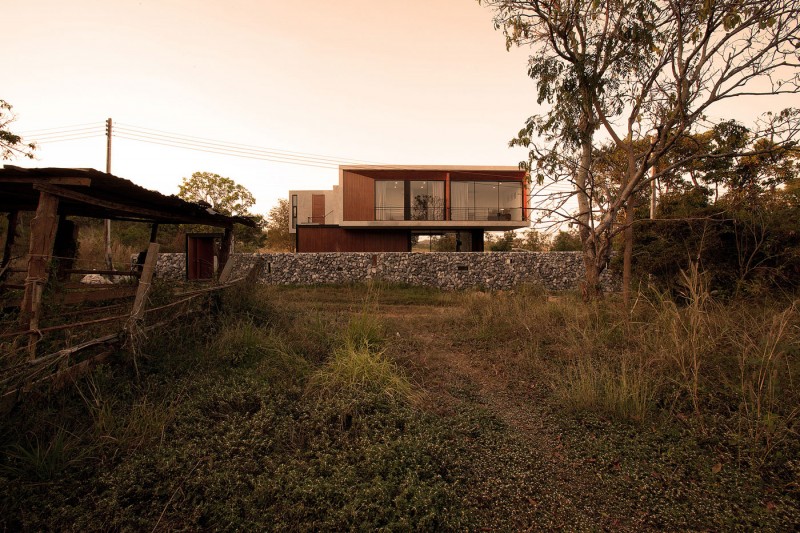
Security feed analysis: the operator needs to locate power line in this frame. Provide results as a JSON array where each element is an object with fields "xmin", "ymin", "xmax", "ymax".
[
  {"xmin": 20, "ymin": 120, "xmax": 553, "ymax": 182},
  {"xmin": 113, "ymin": 132, "xmax": 341, "ymax": 169},
  {"xmin": 115, "ymin": 122, "xmax": 380, "ymax": 166},
  {"xmin": 113, "ymin": 128, "xmax": 346, "ymax": 168},
  {"xmin": 18, "ymin": 122, "xmax": 100, "ymax": 135}
]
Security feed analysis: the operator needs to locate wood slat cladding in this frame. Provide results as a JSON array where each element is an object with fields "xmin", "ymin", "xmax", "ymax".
[
  {"xmin": 342, "ymin": 170, "xmax": 375, "ymax": 221},
  {"xmin": 297, "ymin": 226, "xmax": 410, "ymax": 252}
]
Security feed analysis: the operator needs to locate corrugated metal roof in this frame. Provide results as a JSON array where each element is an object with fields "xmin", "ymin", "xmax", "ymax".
[{"xmin": 0, "ymin": 166, "xmax": 256, "ymax": 228}]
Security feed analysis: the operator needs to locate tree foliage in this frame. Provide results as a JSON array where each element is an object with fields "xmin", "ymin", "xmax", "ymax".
[
  {"xmin": 177, "ymin": 171, "xmax": 265, "ymax": 251},
  {"xmin": 178, "ymin": 172, "xmax": 256, "ymax": 217},
  {"xmin": 482, "ymin": 0, "xmax": 800, "ymax": 299},
  {"xmin": 265, "ymin": 198, "xmax": 294, "ymax": 252},
  {"xmin": 0, "ymin": 100, "xmax": 36, "ymax": 160}
]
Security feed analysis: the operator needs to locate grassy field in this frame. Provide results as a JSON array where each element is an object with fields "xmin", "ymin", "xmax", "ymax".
[{"xmin": 1, "ymin": 281, "xmax": 799, "ymax": 530}]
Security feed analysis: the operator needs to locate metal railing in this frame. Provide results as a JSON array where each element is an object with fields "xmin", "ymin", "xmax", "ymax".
[
  {"xmin": 306, "ymin": 209, "xmax": 335, "ymax": 224},
  {"xmin": 374, "ymin": 207, "xmax": 527, "ymax": 222}
]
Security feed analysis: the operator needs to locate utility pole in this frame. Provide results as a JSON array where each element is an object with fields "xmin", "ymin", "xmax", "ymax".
[{"xmin": 104, "ymin": 118, "xmax": 114, "ymax": 270}]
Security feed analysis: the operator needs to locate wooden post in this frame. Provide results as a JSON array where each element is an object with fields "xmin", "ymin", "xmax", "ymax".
[
  {"xmin": 149, "ymin": 223, "xmax": 159, "ymax": 244},
  {"xmin": 1, "ymin": 211, "xmax": 19, "ymax": 280},
  {"xmin": 20, "ymin": 192, "xmax": 60, "ymax": 358},
  {"xmin": 131, "ymin": 242, "xmax": 160, "ymax": 321},
  {"xmin": 217, "ymin": 228, "xmax": 234, "ymax": 283}
]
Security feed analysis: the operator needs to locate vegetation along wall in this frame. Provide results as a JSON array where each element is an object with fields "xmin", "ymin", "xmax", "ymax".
[{"xmin": 151, "ymin": 252, "xmax": 619, "ymax": 291}]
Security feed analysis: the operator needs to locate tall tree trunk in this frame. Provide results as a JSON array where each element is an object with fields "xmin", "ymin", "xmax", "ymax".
[
  {"xmin": 623, "ymin": 202, "xmax": 634, "ymax": 307},
  {"xmin": 576, "ymin": 135, "xmax": 603, "ymax": 300},
  {"xmin": 622, "ymin": 152, "xmax": 636, "ymax": 308}
]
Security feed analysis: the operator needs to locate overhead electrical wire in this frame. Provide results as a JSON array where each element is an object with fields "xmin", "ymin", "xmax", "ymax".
[
  {"xmin": 18, "ymin": 122, "xmax": 100, "ymax": 135},
  {"xmin": 17, "ymin": 121, "xmax": 577, "ymax": 193},
  {"xmin": 115, "ymin": 122, "xmax": 380, "ymax": 167},
  {"xmin": 22, "ymin": 123, "xmax": 105, "ymax": 144}
]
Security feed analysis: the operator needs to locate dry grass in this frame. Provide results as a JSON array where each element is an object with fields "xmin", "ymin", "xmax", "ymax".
[
  {"xmin": 456, "ymin": 268, "xmax": 800, "ymax": 468},
  {"xmin": 76, "ymin": 224, "xmax": 137, "ymax": 270}
]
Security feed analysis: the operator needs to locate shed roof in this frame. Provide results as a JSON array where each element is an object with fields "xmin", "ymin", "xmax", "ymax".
[{"xmin": 0, "ymin": 166, "xmax": 256, "ymax": 228}]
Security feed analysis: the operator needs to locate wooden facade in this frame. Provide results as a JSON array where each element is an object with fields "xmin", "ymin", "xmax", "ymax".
[
  {"xmin": 296, "ymin": 225, "xmax": 410, "ymax": 253},
  {"xmin": 342, "ymin": 171, "xmax": 375, "ymax": 221}
]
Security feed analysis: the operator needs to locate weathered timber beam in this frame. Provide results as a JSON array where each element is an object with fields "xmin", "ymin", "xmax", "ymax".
[
  {"xmin": 56, "ymin": 286, "xmax": 138, "ymax": 305},
  {"xmin": 32, "ymin": 183, "xmax": 186, "ymax": 222},
  {"xmin": 32, "ymin": 184, "xmax": 228, "ymax": 226},
  {"xmin": 0, "ymin": 176, "xmax": 92, "ymax": 186}
]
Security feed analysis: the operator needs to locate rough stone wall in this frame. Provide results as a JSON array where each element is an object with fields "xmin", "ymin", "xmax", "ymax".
[{"xmin": 149, "ymin": 252, "xmax": 618, "ymax": 291}]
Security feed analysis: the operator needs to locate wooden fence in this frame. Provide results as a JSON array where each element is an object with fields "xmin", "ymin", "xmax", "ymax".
[{"xmin": 0, "ymin": 248, "xmax": 255, "ymax": 414}]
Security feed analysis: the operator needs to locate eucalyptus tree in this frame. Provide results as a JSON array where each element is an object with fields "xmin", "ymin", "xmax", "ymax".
[{"xmin": 482, "ymin": 0, "xmax": 800, "ymax": 301}]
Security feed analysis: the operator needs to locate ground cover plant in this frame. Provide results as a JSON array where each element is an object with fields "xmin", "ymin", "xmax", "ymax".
[{"xmin": 1, "ymin": 280, "xmax": 798, "ymax": 530}]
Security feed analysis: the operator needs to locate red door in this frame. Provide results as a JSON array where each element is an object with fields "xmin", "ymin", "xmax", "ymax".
[
  {"xmin": 187, "ymin": 236, "xmax": 215, "ymax": 280},
  {"xmin": 311, "ymin": 194, "xmax": 325, "ymax": 224}
]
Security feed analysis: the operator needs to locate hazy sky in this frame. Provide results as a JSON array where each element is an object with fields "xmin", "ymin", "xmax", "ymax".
[
  {"xmin": 5, "ymin": 1, "xmax": 795, "ymax": 224},
  {"xmin": 4, "ymin": 0, "xmax": 540, "ymax": 215}
]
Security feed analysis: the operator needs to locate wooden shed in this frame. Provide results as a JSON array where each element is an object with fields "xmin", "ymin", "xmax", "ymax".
[{"xmin": 0, "ymin": 165, "xmax": 256, "ymax": 360}]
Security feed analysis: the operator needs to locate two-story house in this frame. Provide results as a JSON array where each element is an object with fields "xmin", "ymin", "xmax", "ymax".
[{"xmin": 289, "ymin": 165, "xmax": 529, "ymax": 252}]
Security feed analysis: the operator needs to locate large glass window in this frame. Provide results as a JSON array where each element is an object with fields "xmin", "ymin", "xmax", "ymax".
[
  {"xmin": 291, "ymin": 194, "xmax": 297, "ymax": 229},
  {"xmin": 450, "ymin": 181, "xmax": 523, "ymax": 221},
  {"xmin": 375, "ymin": 180, "xmax": 445, "ymax": 221},
  {"xmin": 375, "ymin": 181, "xmax": 404, "ymax": 220},
  {"xmin": 410, "ymin": 181, "xmax": 445, "ymax": 221}
]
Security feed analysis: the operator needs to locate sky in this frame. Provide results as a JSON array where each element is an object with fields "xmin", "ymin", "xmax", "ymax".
[
  {"xmin": 4, "ymin": 1, "xmax": 795, "ymax": 227},
  {"xmin": 4, "ymin": 0, "xmax": 540, "ymax": 216}
]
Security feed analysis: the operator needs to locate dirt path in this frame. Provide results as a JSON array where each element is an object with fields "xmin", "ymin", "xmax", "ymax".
[{"xmin": 379, "ymin": 303, "xmax": 640, "ymax": 531}]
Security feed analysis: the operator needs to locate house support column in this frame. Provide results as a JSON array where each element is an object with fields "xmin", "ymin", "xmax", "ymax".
[
  {"xmin": 470, "ymin": 229, "xmax": 484, "ymax": 252},
  {"xmin": 20, "ymin": 192, "xmax": 60, "ymax": 358}
]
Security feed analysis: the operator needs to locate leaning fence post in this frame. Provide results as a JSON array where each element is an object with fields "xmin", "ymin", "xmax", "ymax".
[
  {"xmin": 127, "ymin": 242, "xmax": 159, "ymax": 378},
  {"xmin": 131, "ymin": 242, "xmax": 160, "ymax": 321}
]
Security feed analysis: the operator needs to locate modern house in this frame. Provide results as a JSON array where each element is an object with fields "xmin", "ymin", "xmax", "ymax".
[{"xmin": 289, "ymin": 165, "xmax": 529, "ymax": 252}]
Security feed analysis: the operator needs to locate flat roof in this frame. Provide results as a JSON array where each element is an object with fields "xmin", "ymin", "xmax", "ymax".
[{"xmin": 339, "ymin": 164, "xmax": 526, "ymax": 173}]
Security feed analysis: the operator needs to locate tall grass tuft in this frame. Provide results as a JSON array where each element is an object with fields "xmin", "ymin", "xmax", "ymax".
[
  {"xmin": 557, "ymin": 354, "xmax": 658, "ymax": 423},
  {"xmin": 76, "ymin": 372, "xmax": 178, "ymax": 458},
  {"xmin": 308, "ymin": 311, "xmax": 414, "ymax": 404},
  {"xmin": 1, "ymin": 427, "xmax": 81, "ymax": 481}
]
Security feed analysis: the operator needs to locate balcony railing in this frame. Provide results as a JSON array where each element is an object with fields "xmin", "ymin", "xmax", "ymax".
[{"xmin": 374, "ymin": 207, "xmax": 527, "ymax": 222}]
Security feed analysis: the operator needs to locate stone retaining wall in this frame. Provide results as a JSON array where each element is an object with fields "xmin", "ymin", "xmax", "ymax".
[{"xmin": 150, "ymin": 252, "xmax": 618, "ymax": 291}]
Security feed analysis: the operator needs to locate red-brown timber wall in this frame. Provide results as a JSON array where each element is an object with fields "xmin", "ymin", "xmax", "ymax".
[
  {"xmin": 342, "ymin": 170, "xmax": 375, "ymax": 221},
  {"xmin": 296, "ymin": 226, "xmax": 410, "ymax": 252}
]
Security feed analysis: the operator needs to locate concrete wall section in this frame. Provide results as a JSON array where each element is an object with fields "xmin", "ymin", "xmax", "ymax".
[{"xmin": 149, "ymin": 251, "xmax": 618, "ymax": 291}]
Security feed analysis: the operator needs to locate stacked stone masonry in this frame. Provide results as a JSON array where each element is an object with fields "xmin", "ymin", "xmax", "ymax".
[{"xmin": 149, "ymin": 252, "xmax": 618, "ymax": 291}]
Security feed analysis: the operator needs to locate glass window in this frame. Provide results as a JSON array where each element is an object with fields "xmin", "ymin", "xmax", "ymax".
[
  {"xmin": 291, "ymin": 194, "xmax": 297, "ymax": 229},
  {"xmin": 498, "ymin": 182, "xmax": 522, "ymax": 221},
  {"xmin": 410, "ymin": 181, "xmax": 445, "ymax": 221},
  {"xmin": 474, "ymin": 182, "xmax": 497, "ymax": 220},
  {"xmin": 449, "ymin": 181, "xmax": 523, "ymax": 221},
  {"xmin": 375, "ymin": 181, "xmax": 404, "ymax": 220}
]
